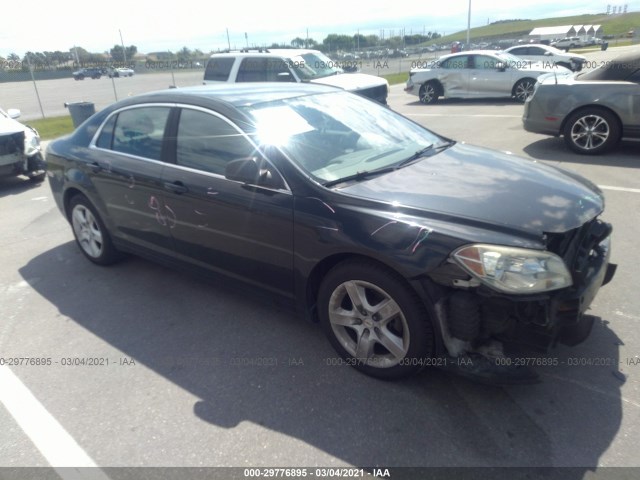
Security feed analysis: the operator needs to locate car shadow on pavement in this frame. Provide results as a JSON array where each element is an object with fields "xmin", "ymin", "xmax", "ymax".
[
  {"xmin": 524, "ymin": 138, "xmax": 640, "ymax": 167},
  {"xmin": 19, "ymin": 243, "xmax": 624, "ymax": 474},
  {"xmin": 0, "ymin": 176, "xmax": 47, "ymax": 198}
]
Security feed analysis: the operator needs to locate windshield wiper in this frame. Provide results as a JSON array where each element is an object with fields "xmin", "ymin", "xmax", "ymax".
[
  {"xmin": 397, "ymin": 141, "xmax": 455, "ymax": 167},
  {"xmin": 323, "ymin": 166, "xmax": 398, "ymax": 188},
  {"xmin": 323, "ymin": 141, "xmax": 455, "ymax": 188}
]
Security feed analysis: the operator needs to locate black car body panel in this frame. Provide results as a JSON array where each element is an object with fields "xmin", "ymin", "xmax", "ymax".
[
  {"xmin": 340, "ymin": 143, "xmax": 603, "ymax": 234},
  {"xmin": 46, "ymin": 83, "xmax": 616, "ymax": 379}
]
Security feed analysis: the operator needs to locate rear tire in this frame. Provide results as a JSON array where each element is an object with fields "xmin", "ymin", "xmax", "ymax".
[
  {"xmin": 69, "ymin": 194, "xmax": 121, "ymax": 265},
  {"xmin": 563, "ymin": 108, "xmax": 620, "ymax": 155},
  {"xmin": 318, "ymin": 260, "xmax": 434, "ymax": 379}
]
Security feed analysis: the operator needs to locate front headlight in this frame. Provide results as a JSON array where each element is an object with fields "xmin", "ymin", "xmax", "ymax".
[
  {"xmin": 452, "ymin": 244, "xmax": 572, "ymax": 294},
  {"xmin": 23, "ymin": 126, "xmax": 41, "ymax": 157}
]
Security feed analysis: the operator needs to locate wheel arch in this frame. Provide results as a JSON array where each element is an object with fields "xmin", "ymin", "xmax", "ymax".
[
  {"xmin": 303, "ymin": 252, "xmax": 434, "ymax": 324},
  {"xmin": 63, "ymin": 187, "xmax": 112, "ymax": 230},
  {"xmin": 63, "ymin": 187, "xmax": 87, "ymax": 220}
]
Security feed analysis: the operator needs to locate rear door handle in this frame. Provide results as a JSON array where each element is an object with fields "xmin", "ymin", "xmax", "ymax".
[{"xmin": 164, "ymin": 181, "xmax": 189, "ymax": 194}]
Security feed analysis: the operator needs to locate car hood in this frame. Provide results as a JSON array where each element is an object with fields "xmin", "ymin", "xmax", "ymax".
[
  {"xmin": 339, "ymin": 143, "xmax": 603, "ymax": 235},
  {"xmin": 311, "ymin": 73, "xmax": 387, "ymax": 91},
  {"xmin": 0, "ymin": 116, "xmax": 26, "ymax": 136}
]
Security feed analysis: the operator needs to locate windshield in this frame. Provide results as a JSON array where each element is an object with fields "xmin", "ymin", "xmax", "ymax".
[
  {"xmin": 241, "ymin": 91, "xmax": 444, "ymax": 185},
  {"xmin": 494, "ymin": 51, "xmax": 530, "ymax": 67},
  {"xmin": 288, "ymin": 52, "xmax": 342, "ymax": 80}
]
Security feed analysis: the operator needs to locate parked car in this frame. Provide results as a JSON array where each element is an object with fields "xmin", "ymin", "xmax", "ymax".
[
  {"xmin": 108, "ymin": 67, "xmax": 135, "ymax": 77},
  {"xmin": 0, "ymin": 107, "xmax": 45, "ymax": 182},
  {"xmin": 203, "ymin": 48, "xmax": 388, "ymax": 104},
  {"xmin": 523, "ymin": 52, "xmax": 640, "ymax": 154},
  {"xmin": 405, "ymin": 50, "xmax": 570, "ymax": 104},
  {"xmin": 551, "ymin": 37, "xmax": 584, "ymax": 50},
  {"xmin": 72, "ymin": 68, "xmax": 102, "ymax": 80},
  {"xmin": 46, "ymin": 83, "xmax": 616, "ymax": 384},
  {"xmin": 505, "ymin": 44, "xmax": 587, "ymax": 72}
]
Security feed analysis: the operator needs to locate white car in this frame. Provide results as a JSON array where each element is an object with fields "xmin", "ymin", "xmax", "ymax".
[
  {"xmin": 505, "ymin": 44, "xmax": 587, "ymax": 71},
  {"xmin": 109, "ymin": 67, "xmax": 134, "ymax": 77},
  {"xmin": 405, "ymin": 50, "xmax": 570, "ymax": 104},
  {"xmin": 203, "ymin": 49, "xmax": 389, "ymax": 104},
  {"xmin": 0, "ymin": 108, "xmax": 45, "ymax": 182}
]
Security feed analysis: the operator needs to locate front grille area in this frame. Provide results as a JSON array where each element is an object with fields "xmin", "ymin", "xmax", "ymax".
[{"xmin": 0, "ymin": 132, "xmax": 25, "ymax": 156}]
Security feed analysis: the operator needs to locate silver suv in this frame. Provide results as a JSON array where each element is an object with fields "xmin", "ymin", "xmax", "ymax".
[
  {"xmin": 552, "ymin": 37, "xmax": 584, "ymax": 50},
  {"xmin": 204, "ymin": 49, "xmax": 388, "ymax": 104}
]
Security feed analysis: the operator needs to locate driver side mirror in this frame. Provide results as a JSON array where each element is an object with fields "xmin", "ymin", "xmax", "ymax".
[
  {"xmin": 7, "ymin": 108, "xmax": 21, "ymax": 119},
  {"xmin": 225, "ymin": 157, "xmax": 283, "ymax": 189}
]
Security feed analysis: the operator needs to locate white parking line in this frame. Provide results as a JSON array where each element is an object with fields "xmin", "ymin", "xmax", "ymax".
[
  {"xmin": 0, "ymin": 366, "xmax": 110, "ymax": 480},
  {"xmin": 599, "ymin": 185, "xmax": 640, "ymax": 194}
]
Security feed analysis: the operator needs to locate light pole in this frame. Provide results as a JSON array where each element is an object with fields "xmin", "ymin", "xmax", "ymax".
[
  {"xmin": 466, "ymin": 0, "xmax": 471, "ymax": 49},
  {"xmin": 119, "ymin": 29, "xmax": 127, "ymax": 65}
]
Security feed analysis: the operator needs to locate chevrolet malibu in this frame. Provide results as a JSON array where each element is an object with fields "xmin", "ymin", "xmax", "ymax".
[
  {"xmin": 405, "ymin": 50, "xmax": 570, "ymax": 104},
  {"xmin": 46, "ymin": 84, "xmax": 616, "ymax": 384}
]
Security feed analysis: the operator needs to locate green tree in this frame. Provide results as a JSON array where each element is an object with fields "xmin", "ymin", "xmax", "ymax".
[
  {"xmin": 177, "ymin": 46, "xmax": 191, "ymax": 62},
  {"xmin": 291, "ymin": 37, "xmax": 318, "ymax": 48},
  {"xmin": 110, "ymin": 44, "xmax": 137, "ymax": 64},
  {"xmin": 322, "ymin": 34, "xmax": 354, "ymax": 52}
]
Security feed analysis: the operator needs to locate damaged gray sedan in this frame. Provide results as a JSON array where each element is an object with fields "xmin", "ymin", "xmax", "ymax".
[
  {"xmin": 46, "ymin": 83, "xmax": 616, "ymax": 384},
  {"xmin": 0, "ymin": 107, "xmax": 45, "ymax": 182}
]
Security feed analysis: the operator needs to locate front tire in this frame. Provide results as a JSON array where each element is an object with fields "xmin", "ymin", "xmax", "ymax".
[
  {"xmin": 69, "ymin": 194, "xmax": 121, "ymax": 265},
  {"xmin": 318, "ymin": 260, "xmax": 434, "ymax": 379},
  {"xmin": 563, "ymin": 108, "xmax": 620, "ymax": 155},
  {"xmin": 419, "ymin": 81, "xmax": 440, "ymax": 105},
  {"xmin": 513, "ymin": 78, "xmax": 536, "ymax": 103}
]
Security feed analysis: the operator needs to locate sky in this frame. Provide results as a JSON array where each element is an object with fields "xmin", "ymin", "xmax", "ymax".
[{"xmin": 1, "ymin": 0, "xmax": 638, "ymax": 58}]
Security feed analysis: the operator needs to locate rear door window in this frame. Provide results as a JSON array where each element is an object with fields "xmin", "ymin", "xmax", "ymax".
[
  {"xmin": 106, "ymin": 107, "xmax": 171, "ymax": 161},
  {"xmin": 204, "ymin": 58, "xmax": 235, "ymax": 81}
]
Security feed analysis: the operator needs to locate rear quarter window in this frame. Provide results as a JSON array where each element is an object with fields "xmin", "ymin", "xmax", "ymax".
[{"xmin": 204, "ymin": 58, "xmax": 234, "ymax": 82}]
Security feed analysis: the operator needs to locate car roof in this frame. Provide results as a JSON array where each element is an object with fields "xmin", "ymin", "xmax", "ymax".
[
  {"xmin": 579, "ymin": 52, "xmax": 640, "ymax": 81},
  {"xmin": 209, "ymin": 48, "xmax": 322, "ymax": 59},
  {"xmin": 111, "ymin": 83, "xmax": 342, "ymax": 108}
]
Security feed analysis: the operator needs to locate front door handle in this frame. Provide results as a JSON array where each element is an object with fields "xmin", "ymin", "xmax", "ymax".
[{"xmin": 163, "ymin": 181, "xmax": 189, "ymax": 194}]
